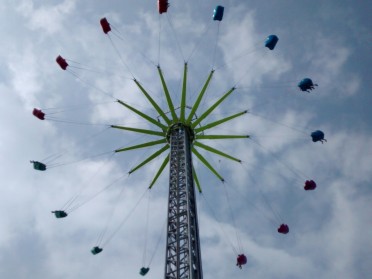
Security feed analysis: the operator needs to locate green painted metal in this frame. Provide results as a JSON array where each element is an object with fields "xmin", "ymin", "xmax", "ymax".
[
  {"xmin": 149, "ymin": 154, "xmax": 170, "ymax": 189},
  {"xmin": 133, "ymin": 79, "xmax": 171, "ymax": 125},
  {"xmin": 191, "ymin": 87, "xmax": 236, "ymax": 128},
  {"xmin": 180, "ymin": 63, "xmax": 188, "ymax": 122},
  {"xmin": 129, "ymin": 145, "xmax": 169, "ymax": 174},
  {"xmin": 192, "ymin": 165, "xmax": 202, "ymax": 193},
  {"xmin": 111, "ymin": 125, "xmax": 164, "ymax": 137},
  {"xmin": 157, "ymin": 66, "xmax": 178, "ymax": 122},
  {"xmin": 186, "ymin": 70, "xmax": 214, "ymax": 125},
  {"xmin": 195, "ymin": 110, "xmax": 248, "ymax": 133},
  {"xmin": 115, "ymin": 139, "xmax": 167, "ymax": 153},
  {"xmin": 196, "ymin": 134, "xmax": 249, "ymax": 140},
  {"xmin": 192, "ymin": 147, "xmax": 224, "ymax": 182},
  {"xmin": 117, "ymin": 99, "xmax": 167, "ymax": 131},
  {"xmin": 194, "ymin": 141, "xmax": 241, "ymax": 162}
]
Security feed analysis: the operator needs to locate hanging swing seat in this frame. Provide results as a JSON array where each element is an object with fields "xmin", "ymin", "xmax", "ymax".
[
  {"xmin": 311, "ymin": 130, "xmax": 326, "ymax": 143},
  {"xmin": 304, "ymin": 180, "xmax": 317, "ymax": 191},
  {"xmin": 158, "ymin": 0, "xmax": 169, "ymax": 14},
  {"xmin": 52, "ymin": 210, "xmax": 68, "ymax": 218},
  {"xmin": 56, "ymin": 55, "xmax": 69, "ymax": 70},
  {"xmin": 31, "ymin": 161, "xmax": 46, "ymax": 171},
  {"xmin": 213, "ymin": 6, "xmax": 224, "ymax": 21},
  {"xmin": 32, "ymin": 108, "xmax": 45, "ymax": 120},
  {"xmin": 100, "ymin": 18, "xmax": 111, "ymax": 34},
  {"xmin": 236, "ymin": 254, "xmax": 247, "ymax": 269},
  {"xmin": 265, "ymin": 35, "xmax": 279, "ymax": 50},
  {"xmin": 277, "ymin": 224, "xmax": 289, "ymax": 234},
  {"xmin": 91, "ymin": 246, "xmax": 103, "ymax": 255},
  {"xmin": 139, "ymin": 267, "xmax": 150, "ymax": 276},
  {"xmin": 298, "ymin": 78, "xmax": 317, "ymax": 92}
]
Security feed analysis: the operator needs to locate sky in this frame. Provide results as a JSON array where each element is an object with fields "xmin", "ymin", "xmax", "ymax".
[{"xmin": 1, "ymin": 0, "xmax": 371, "ymax": 278}]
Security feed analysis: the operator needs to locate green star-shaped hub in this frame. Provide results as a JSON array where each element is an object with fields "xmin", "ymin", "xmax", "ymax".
[{"xmin": 111, "ymin": 63, "xmax": 249, "ymax": 191}]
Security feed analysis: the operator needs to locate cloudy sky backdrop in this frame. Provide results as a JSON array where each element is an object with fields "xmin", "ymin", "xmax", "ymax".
[{"xmin": 1, "ymin": 0, "xmax": 371, "ymax": 278}]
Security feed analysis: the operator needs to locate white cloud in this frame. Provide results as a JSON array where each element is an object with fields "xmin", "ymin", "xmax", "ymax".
[{"xmin": 17, "ymin": 0, "xmax": 76, "ymax": 34}]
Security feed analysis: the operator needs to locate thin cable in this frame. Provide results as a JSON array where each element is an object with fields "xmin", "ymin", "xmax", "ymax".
[
  {"xmin": 166, "ymin": 13, "xmax": 185, "ymax": 62},
  {"xmin": 148, "ymin": 216, "xmax": 167, "ymax": 266},
  {"xmin": 109, "ymin": 26, "xmax": 157, "ymax": 68},
  {"xmin": 97, "ymin": 178, "xmax": 128, "ymax": 246},
  {"xmin": 68, "ymin": 172, "xmax": 127, "ymax": 213},
  {"xmin": 186, "ymin": 21, "xmax": 212, "ymax": 62},
  {"xmin": 46, "ymin": 118, "xmax": 109, "ymax": 126},
  {"xmin": 62, "ymin": 153, "xmax": 116, "ymax": 211},
  {"xmin": 41, "ymin": 153, "xmax": 63, "ymax": 164},
  {"xmin": 249, "ymin": 112, "xmax": 308, "ymax": 135},
  {"xmin": 47, "ymin": 151, "xmax": 114, "ymax": 169},
  {"xmin": 142, "ymin": 189, "xmax": 151, "ymax": 266},
  {"xmin": 259, "ymin": 189, "xmax": 283, "ymax": 223},
  {"xmin": 215, "ymin": 47, "xmax": 260, "ymax": 71},
  {"xmin": 107, "ymin": 35, "xmax": 136, "ymax": 79},
  {"xmin": 41, "ymin": 101, "xmax": 114, "ymax": 112},
  {"xmin": 211, "ymin": 22, "xmax": 220, "ymax": 69},
  {"xmin": 102, "ymin": 188, "xmax": 149, "ymax": 247},
  {"xmin": 158, "ymin": 14, "xmax": 162, "ymax": 65},
  {"xmin": 67, "ymin": 69, "xmax": 116, "ymax": 99},
  {"xmin": 201, "ymin": 193, "xmax": 238, "ymax": 255},
  {"xmin": 222, "ymin": 181, "xmax": 243, "ymax": 253},
  {"xmin": 214, "ymin": 36, "xmax": 263, "ymax": 71},
  {"xmin": 68, "ymin": 65, "xmax": 108, "ymax": 75},
  {"xmin": 249, "ymin": 137, "xmax": 309, "ymax": 181},
  {"xmin": 232, "ymin": 51, "xmax": 268, "ymax": 88}
]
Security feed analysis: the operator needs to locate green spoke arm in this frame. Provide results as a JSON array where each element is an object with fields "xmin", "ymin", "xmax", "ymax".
[
  {"xmin": 195, "ymin": 110, "xmax": 248, "ymax": 133},
  {"xmin": 157, "ymin": 66, "xmax": 178, "ymax": 122},
  {"xmin": 195, "ymin": 134, "xmax": 250, "ymax": 140},
  {"xmin": 129, "ymin": 145, "xmax": 170, "ymax": 174},
  {"xmin": 180, "ymin": 63, "xmax": 187, "ymax": 122},
  {"xmin": 191, "ymin": 87, "xmax": 236, "ymax": 128},
  {"xmin": 133, "ymin": 79, "xmax": 171, "ymax": 125},
  {"xmin": 117, "ymin": 100, "xmax": 167, "ymax": 131},
  {"xmin": 149, "ymin": 154, "xmax": 170, "ymax": 189},
  {"xmin": 192, "ymin": 165, "xmax": 202, "ymax": 193},
  {"xmin": 111, "ymin": 125, "xmax": 164, "ymax": 137},
  {"xmin": 186, "ymin": 70, "xmax": 214, "ymax": 124},
  {"xmin": 115, "ymin": 139, "xmax": 167, "ymax": 153},
  {"xmin": 194, "ymin": 142, "xmax": 241, "ymax": 163},
  {"xmin": 192, "ymin": 147, "xmax": 224, "ymax": 182}
]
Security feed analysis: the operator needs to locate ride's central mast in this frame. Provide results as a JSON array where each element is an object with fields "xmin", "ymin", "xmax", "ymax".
[
  {"xmin": 113, "ymin": 64, "xmax": 245, "ymax": 277},
  {"xmin": 165, "ymin": 123, "xmax": 202, "ymax": 279}
]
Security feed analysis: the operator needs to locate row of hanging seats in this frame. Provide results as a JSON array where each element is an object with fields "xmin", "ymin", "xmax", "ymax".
[{"xmin": 32, "ymin": 2, "xmax": 325, "ymax": 275}]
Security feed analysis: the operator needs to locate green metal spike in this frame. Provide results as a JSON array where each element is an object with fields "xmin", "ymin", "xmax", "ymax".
[
  {"xmin": 157, "ymin": 66, "xmax": 178, "ymax": 122},
  {"xmin": 133, "ymin": 79, "xmax": 171, "ymax": 125},
  {"xmin": 191, "ymin": 87, "xmax": 236, "ymax": 128},
  {"xmin": 192, "ymin": 165, "xmax": 202, "ymax": 193},
  {"xmin": 194, "ymin": 142, "xmax": 241, "ymax": 163},
  {"xmin": 111, "ymin": 125, "xmax": 164, "ymax": 137},
  {"xmin": 192, "ymin": 147, "xmax": 224, "ymax": 182},
  {"xmin": 115, "ymin": 139, "xmax": 167, "ymax": 153},
  {"xmin": 149, "ymin": 154, "xmax": 170, "ymax": 189},
  {"xmin": 195, "ymin": 110, "xmax": 248, "ymax": 134},
  {"xmin": 186, "ymin": 70, "xmax": 214, "ymax": 125},
  {"xmin": 180, "ymin": 63, "xmax": 188, "ymax": 122},
  {"xmin": 195, "ymin": 134, "xmax": 249, "ymax": 140},
  {"xmin": 117, "ymin": 100, "xmax": 167, "ymax": 131},
  {"xmin": 129, "ymin": 145, "xmax": 169, "ymax": 174}
]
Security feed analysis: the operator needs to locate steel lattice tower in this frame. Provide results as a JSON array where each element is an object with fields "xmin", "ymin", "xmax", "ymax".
[{"xmin": 165, "ymin": 124, "xmax": 202, "ymax": 279}]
